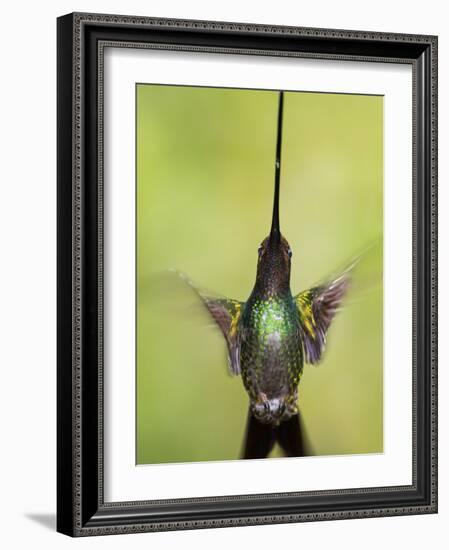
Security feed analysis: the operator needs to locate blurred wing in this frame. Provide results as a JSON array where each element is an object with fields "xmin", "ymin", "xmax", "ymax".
[
  {"xmin": 201, "ymin": 297, "xmax": 243, "ymax": 375},
  {"xmin": 295, "ymin": 271, "xmax": 351, "ymax": 365},
  {"xmin": 175, "ymin": 271, "xmax": 243, "ymax": 375}
]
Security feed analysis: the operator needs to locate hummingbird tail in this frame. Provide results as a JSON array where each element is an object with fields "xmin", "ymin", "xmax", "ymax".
[
  {"xmin": 241, "ymin": 409, "xmax": 277, "ymax": 459},
  {"xmin": 241, "ymin": 410, "xmax": 309, "ymax": 459},
  {"xmin": 275, "ymin": 413, "xmax": 307, "ymax": 457}
]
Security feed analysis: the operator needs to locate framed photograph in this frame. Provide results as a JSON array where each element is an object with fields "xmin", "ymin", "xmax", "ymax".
[{"xmin": 57, "ymin": 12, "xmax": 438, "ymax": 536}]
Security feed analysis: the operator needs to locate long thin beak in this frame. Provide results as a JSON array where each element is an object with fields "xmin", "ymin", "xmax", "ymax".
[{"xmin": 270, "ymin": 91, "xmax": 284, "ymax": 243}]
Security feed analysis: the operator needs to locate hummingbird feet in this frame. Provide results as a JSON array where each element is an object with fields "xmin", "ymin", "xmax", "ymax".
[
  {"xmin": 253, "ymin": 392, "xmax": 274, "ymax": 421},
  {"xmin": 259, "ymin": 392, "xmax": 269, "ymax": 407},
  {"xmin": 253, "ymin": 392, "xmax": 291, "ymax": 425},
  {"xmin": 258, "ymin": 392, "xmax": 275, "ymax": 417}
]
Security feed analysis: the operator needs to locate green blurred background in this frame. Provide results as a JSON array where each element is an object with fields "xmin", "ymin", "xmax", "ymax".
[{"xmin": 136, "ymin": 85, "xmax": 383, "ymax": 464}]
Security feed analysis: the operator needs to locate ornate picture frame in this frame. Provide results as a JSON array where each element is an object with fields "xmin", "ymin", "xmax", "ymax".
[{"xmin": 57, "ymin": 12, "xmax": 437, "ymax": 536}]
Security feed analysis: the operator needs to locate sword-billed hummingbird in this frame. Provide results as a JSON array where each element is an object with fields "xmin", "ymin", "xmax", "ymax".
[{"xmin": 183, "ymin": 91, "xmax": 353, "ymax": 459}]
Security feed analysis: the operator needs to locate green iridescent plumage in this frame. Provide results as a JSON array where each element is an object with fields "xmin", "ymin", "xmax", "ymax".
[{"xmin": 240, "ymin": 293, "xmax": 303, "ymax": 424}]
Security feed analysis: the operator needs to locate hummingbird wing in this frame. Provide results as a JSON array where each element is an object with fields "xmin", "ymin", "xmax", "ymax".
[
  {"xmin": 174, "ymin": 270, "xmax": 243, "ymax": 375},
  {"xmin": 295, "ymin": 270, "xmax": 351, "ymax": 365},
  {"xmin": 295, "ymin": 240, "xmax": 382, "ymax": 364},
  {"xmin": 200, "ymin": 296, "xmax": 243, "ymax": 376}
]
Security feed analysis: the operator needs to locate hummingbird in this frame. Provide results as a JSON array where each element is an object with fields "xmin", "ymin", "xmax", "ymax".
[{"xmin": 181, "ymin": 91, "xmax": 353, "ymax": 459}]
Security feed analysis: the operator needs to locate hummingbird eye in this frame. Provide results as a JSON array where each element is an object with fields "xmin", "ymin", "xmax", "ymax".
[
  {"xmin": 288, "ymin": 249, "xmax": 292, "ymax": 258},
  {"xmin": 258, "ymin": 245, "xmax": 263, "ymax": 255}
]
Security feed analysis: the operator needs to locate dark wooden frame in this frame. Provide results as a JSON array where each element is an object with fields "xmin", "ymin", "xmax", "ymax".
[{"xmin": 57, "ymin": 12, "xmax": 438, "ymax": 537}]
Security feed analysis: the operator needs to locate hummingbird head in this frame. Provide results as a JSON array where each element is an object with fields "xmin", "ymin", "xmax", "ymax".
[
  {"xmin": 254, "ymin": 230, "xmax": 292, "ymax": 296},
  {"xmin": 253, "ymin": 91, "xmax": 292, "ymax": 297}
]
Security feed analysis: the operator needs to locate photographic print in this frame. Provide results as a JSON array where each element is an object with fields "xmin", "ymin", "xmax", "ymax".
[
  {"xmin": 57, "ymin": 13, "xmax": 437, "ymax": 535},
  {"xmin": 136, "ymin": 84, "xmax": 383, "ymax": 465}
]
